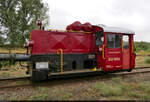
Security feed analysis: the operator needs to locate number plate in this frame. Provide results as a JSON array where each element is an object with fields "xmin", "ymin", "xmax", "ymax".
[
  {"xmin": 88, "ymin": 54, "xmax": 95, "ymax": 59},
  {"xmin": 36, "ymin": 62, "xmax": 49, "ymax": 69}
]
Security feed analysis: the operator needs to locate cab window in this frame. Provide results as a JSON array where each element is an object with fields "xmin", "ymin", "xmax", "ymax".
[
  {"xmin": 107, "ymin": 34, "xmax": 121, "ymax": 48},
  {"xmin": 123, "ymin": 35, "xmax": 129, "ymax": 49}
]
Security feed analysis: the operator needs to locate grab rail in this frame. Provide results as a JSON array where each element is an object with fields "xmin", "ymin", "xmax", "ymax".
[
  {"xmin": 57, "ymin": 49, "xmax": 63, "ymax": 73},
  {"xmin": 102, "ymin": 45, "xmax": 106, "ymax": 59}
]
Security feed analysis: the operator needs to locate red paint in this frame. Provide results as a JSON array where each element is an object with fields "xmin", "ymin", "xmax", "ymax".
[
  {"xmin": 122, "ymin": 35, "xmax": 130, "ymax": 69},
  {"xmin": 123, "ymin": 49, "xmax": 130, "ymax": 69},
  {"xmin": 130, "ymin": 35, "xmax": 136, "ymax": 68},
  {"xmin": 122, "ymin": 34, "xmax": 135, "ymax": 69},
  {"xmin": 102, "ymin": 33, "xmax": 122, "ymax": 71},
  {"xmin": 104, "ymin": 48, "xmax": 122, "ymax": 71},
  {"xmin": 66, "ymin": 21, "xmax": 103, "ymax": 32},
  {"xmin": 81, "ymin": 22, "xmax": 93, "ymax": 32},
  {"xmin": 31, "ymin": 30, "xmax": 96, "ymax": 54}
]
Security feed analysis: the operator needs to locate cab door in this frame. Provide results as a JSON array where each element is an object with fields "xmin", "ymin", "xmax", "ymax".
[
  {"xmin": 104, "ymin": 33, "xmax": 122, "ymax": 71},
  {"xmin": 122, "ymin": 35, "xmax": 130, "ymax": 69}
]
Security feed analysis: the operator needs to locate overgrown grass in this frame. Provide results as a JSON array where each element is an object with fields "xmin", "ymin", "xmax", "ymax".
[
  {"xmin": 141, "ymin": 94, "xmax": 150, "ymax": 100},
  {"xmin": 39, "ymin": 87, "xmax": 49, "ymax": 93},
  {"xmin": 29, "ymin": 87, "xmax": 51, "ymax": 100},
  {"xmin": 136, "ymin": 56, "xmax": 150, "ymax": 67},
  {"xmin": 0, "ymin": 47, "xmax": 26, "ymax": 53},
  {"xmin": 127, "ymin": 91, "xmax": 140, "ymax": 98},
  {"xmin": 93, "ymin": 82, "xmax": 124, "ymax": 96},
  {"xmin": 61, "ymin": 92, "xmax": 73, "ymax": 99},
  {"xmin": 139, "ymin": 82, "xmax": 150, "ymax": 93},
  {"xmin": 136, "ymin": 50, "xmax": 150, "ymax": 55},
  {"xmin": 93, "ymin": 77, "xmax": 135, "ymax": 97},
  {"xmin": 29, "ymin": 94, "xmax": 48, "ymax": 100},
  {"xmin": 145, "ymin": 57, "xmax": 150, "ymax": 64},
  {"xmin": 1, "ymin": 72, "xmax": 10, "ymax": 77},
  {"xmin": 93, "ymin": 77, "xmax": 150, "ymax": 99},
  {"xmin": 111, "ymin": 77, "xmax": 123, "ymax": 84},
  {"xmin": 14, "ymin": 80, "xmax": 30, "ymax": 85}
]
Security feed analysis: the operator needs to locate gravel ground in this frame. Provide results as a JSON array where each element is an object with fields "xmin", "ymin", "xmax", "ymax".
[
  {"xmin": 1, "ymin": 56, "xmax": 150, "ymax": 101},
  {"xmin": 0, "ymin": 72, "xmax": 150, "ymax": 100}
]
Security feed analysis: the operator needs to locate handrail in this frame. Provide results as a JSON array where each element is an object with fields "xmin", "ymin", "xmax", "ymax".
[
  {"xmin": 102, "ymin": 45, "xmax": 106, "ymax": 59},
  {"xmin": 48, "ymin": 29, "xmax": 92, "ymax": 34},
  {"xmin": 132, "ymin": 39, "xmax": 134, "ymax": 53},
  {"xmin": 122, "ymin": 38, "xmax": 124, "ymax": 52},
  {"xmin": 57, "ymin": 49, "xmax": 63, "ymax": 73},
  {"xmin": 67, "ymin": 30, "xmax": 92, "ymax": 34}
]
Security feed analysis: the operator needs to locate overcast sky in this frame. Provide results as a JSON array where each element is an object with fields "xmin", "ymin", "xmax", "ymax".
[{"xmin": 43, "ymin": 0, "xmax": 150, "ymax": 42}]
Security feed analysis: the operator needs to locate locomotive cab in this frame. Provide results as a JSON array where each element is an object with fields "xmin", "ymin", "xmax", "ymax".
[{"xmin": 96, "ymin": 26, "xmax": 136, "ymax": 72}]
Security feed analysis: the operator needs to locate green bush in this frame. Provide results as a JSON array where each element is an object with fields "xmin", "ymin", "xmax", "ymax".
[{"xmin": 134, "ymin": 41, "xmax": 150, "ymax": 52}]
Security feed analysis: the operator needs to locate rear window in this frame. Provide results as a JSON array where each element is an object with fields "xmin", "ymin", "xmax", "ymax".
[{"xmin": 107, "ymin": 34, "xmax": 121, "ymax": 48}]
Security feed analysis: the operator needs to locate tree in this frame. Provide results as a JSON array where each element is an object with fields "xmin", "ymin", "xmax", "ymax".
[{"xmin": 0, "ymin": 0, "xmax": 49, "ymax": 46}]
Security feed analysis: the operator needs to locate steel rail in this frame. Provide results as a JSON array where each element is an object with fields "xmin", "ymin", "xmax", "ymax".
[
  {"xmin": 1, "ymin": 67, "xmax": 150, "ymax": 89},
  {"xmin": 136, "ymin": 55, "xmax": 150, "ymax": 56},
  {"xmin": 0, "ymin": 76, "xmax": 31, "ymax": 89},
  {"xmin": 0, "ymin": 84, "xmax": 31, "ymax": 89},
  {"xmin": 0, "ymin": 76, "xmax": 30, "ymax": 81},
  {"xmin": 0, "ymin": 67, "xmax": 150, "ymax": 82},
  {"xmin": 120, "ymin": 70, "xmax": 150, "ymax": 76},
  {"xmin": 135, "ymin": 66, "xmax": 150, "ymax": 69}
]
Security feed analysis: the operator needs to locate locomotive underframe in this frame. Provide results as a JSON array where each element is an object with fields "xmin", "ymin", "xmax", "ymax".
[{"xmin": 30, "ymin": 54, "xmax": 97, "ymax": 81}]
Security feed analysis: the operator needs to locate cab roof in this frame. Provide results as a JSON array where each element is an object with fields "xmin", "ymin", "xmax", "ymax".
[{"xmin": 97, "ymin": 24, "xmax": 135, "ymax": 34}]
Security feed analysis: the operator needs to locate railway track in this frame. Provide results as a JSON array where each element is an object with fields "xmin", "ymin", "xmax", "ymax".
[
  {"xmin": 115, "ymin": 67, "xmax": 150, "ymax": 76},
  {"xmin": 0, "ymin": 76, "xmax": 30, "ymax": 81},
  {"xmin": 0, "ymin": 76, "xmax": 31, "ymax": 89},
  {"xmin": 135, "ymin": 66, "xmax": 150, "ymax": 69},
  {"xmin": 0, "ymin": 67, "xmax": 150, "ymax": 89},
  {"xmin": 136, "ymin": 55, "xmax": 150, "ymax": 56}
]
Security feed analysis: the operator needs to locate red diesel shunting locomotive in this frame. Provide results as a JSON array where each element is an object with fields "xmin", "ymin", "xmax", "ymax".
[
  {"xmin": 24, "ymin": 21, "xmax": 136, "ymax": 81},
  {"xmin": 0, "ymin": 21, "xmax": 136, "ymax": 81}
]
